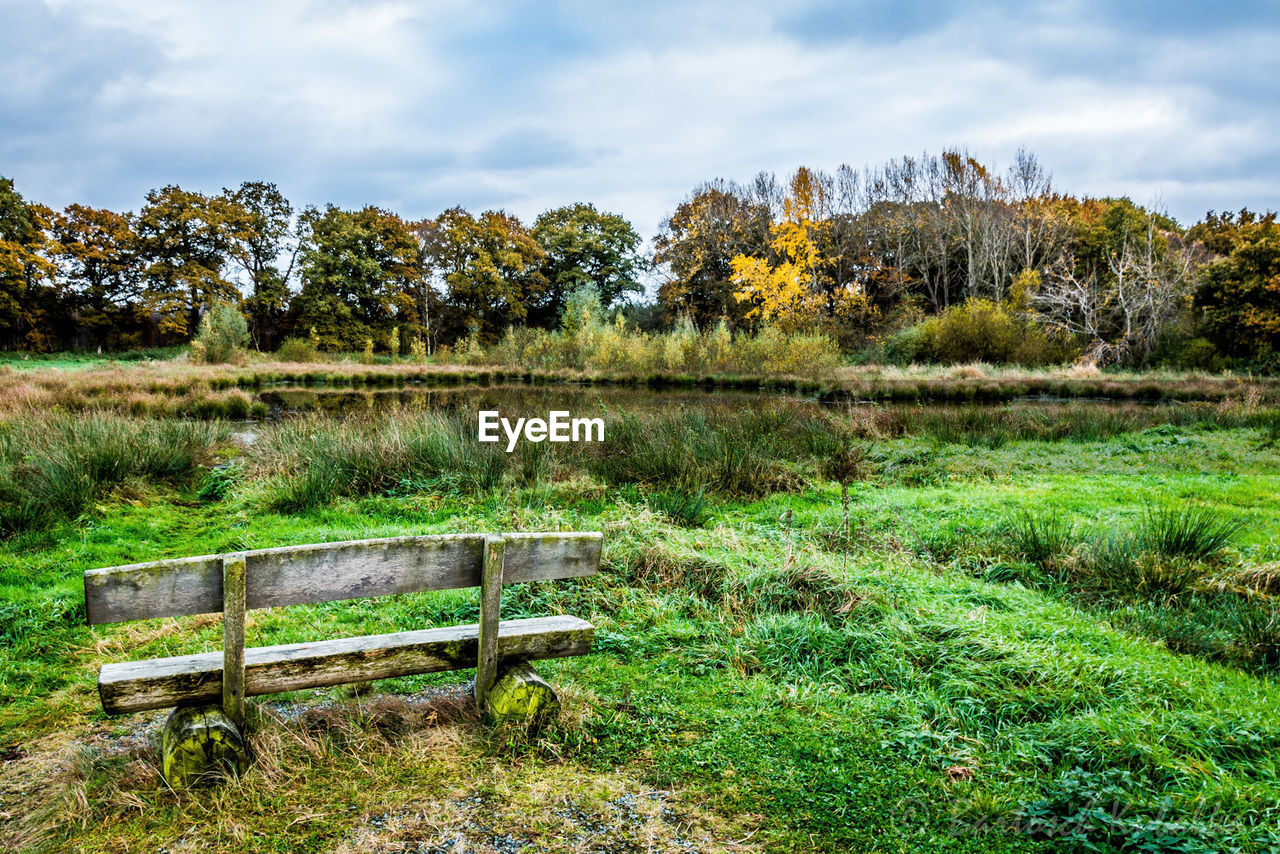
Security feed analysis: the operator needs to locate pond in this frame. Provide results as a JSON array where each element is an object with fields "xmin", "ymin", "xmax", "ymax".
[{"xmin": 251, "ymin": 382, "xmax": 1171, "ymax": 419}]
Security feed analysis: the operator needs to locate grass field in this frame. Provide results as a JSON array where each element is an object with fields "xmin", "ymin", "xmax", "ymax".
[{"xmin": 1, "ymin": 392, "xmax": 1279, "ymax": 852}]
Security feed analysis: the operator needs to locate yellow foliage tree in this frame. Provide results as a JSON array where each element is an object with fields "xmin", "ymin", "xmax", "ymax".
[{"xmin": 730, "ymin": 167, "xmax": 870, "ymax": 332}]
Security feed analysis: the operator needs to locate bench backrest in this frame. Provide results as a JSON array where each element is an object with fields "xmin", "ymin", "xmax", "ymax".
[{"xmin": 84, "ymin": 532, "xmax": 602, "ymax": 625}]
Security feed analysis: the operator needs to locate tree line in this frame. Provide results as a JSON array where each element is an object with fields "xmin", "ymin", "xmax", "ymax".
[
  {"xmin": 0, "ymin": 180, "xmax": 644, "ymax": 355},
  {"xmin": 1, "ymin": 148, "xmax": 1276, "ymax": 368}
]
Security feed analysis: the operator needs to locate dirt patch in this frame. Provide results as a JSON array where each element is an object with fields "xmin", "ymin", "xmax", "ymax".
[{"xmin": 331, "ymin": 771, "xmax": 762, "ymax": 854}]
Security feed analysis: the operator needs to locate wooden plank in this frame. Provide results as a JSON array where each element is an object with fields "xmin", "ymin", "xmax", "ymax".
[
  {"xmin": 97, "ymin": 615, "xmax": 594, "ymax": 715},
  {"xmin": 84, "ymin": 532, "xmax": 602, "ymax": 625},
  {"xmin": 474, "ymin": 535, "xmax": 505, "ymax": 707},
  {"xmin": 221, "ymin": 553, "xmax": 246, "ymax": 728},
  {"xmin": 502, "ymin": 532, "xmax": 602, "ymax": 583}
]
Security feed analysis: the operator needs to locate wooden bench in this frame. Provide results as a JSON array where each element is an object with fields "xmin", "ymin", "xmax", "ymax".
[{"xmin": 83, "ymin": 531, "xmax": 601, "ymax": 784}]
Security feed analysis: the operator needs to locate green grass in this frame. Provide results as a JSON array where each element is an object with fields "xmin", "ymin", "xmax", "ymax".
[
  {"xmin": 0, "ymin": 347, "xmax": 183, "ymax": 370},
  {"xmin": 645, "ymin": 488, "xmax": 711, "ymax": 527},
  {"xmin": 1, "ymin": 408, "xmax": 1280, "ymax": 852}
]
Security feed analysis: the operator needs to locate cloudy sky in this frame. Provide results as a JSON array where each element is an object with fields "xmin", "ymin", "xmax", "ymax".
[{"xmin": 3, "ymin": 0, "xmax": 1278, "ymax": 238}]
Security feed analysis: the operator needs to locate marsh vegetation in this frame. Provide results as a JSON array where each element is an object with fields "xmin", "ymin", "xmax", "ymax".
[{"xmin": 0, "ymin": 381, "xmax": 1278, "ymax": 851}]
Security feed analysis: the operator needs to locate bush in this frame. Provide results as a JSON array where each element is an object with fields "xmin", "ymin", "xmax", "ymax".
[
  {"xmin": 191, "ymin": 302, "xmax": 250, "ymax": 364},
  {"xmin": 901, "ymin": 298, "xmax": 1076, "ymax": 366},
  {"xmin": 1149, "ymin": 335, "xmax": 1225, "ymax": 372},
  {"xmin": 276, "ymin": 337, "xmax": 322, "ymax": 363},
  {"xmin": 882, "ymin": 325, "xmax": 925, "ymax": 365}
]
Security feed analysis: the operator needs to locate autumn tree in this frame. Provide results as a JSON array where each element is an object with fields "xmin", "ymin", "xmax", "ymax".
[
  {"xmin": 1193, "ymin": 210, "xmax": 1280, "ymax": 362},
  {"xmin": 1033, "ymin": 199, "xmax": 1195, "ymax": 365},
  {"xmin": 0, "ymin": 177, "xmax": 58, "ymax": 350},
  {"xmin": 135, "ymin": 185, "xmax": 238, "ymax": 340},
  {"xmin": 221, "ymin": 181, "xmax": 296, "ymax": 351},
  {"xmin": 1006, "ymin": 147, "xmax": 1070, "ymax": 275},
  {"xmin": 731, "ymin": 167, "xmax": 873, "ymax": 332},
  {"xmin": 293, "ymin": 205, "xmax": 420, "ymax": 351},
  {"xmin": 654, "ymin": 180, "xmax": 768, "ymax": 326},
  {"xmin": 530, "ymin": 203, "xmax": 642, "ymax": 325},
  {"xmin": 50, "ymin": 204, "xmax": 142, "ymax": 349},
  {"xmin": 424, "ymin": 207, "xmax": 547, "ymax": 343}
]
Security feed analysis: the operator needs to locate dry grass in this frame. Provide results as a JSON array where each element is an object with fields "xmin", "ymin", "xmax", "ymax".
[
  {"xmin": 1219, "ymin": 563, "xmax": 1280, "ymax": 596},
  {"xmin": 5, "ymin": 683, "xmax": 762, "ymax": 854}
]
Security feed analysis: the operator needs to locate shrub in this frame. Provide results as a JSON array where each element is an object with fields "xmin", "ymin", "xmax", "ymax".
[
  {"xmin": 902, "ymin": 298, "xmax": 1076, "ymax": 366},
  {"xmin": 882, "ymin": 325, "xmax": 926, "ymax": 365},
  {"xmin": 191, "ymin": 301, "xmax": 250, "ymax": 364},
  {"xmin": 276, "ymin": 338, "xmax": 322, "ymax": 363}
]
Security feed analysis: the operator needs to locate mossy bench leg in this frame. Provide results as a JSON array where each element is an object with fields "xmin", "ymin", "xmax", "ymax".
[
  {"xmin": 161, "ymin": 705, "xmax": 249, "ymax": 787},
  {"xmin": 161, "ymin": 553, "xmax": 252, "ymax": 787},
  {"xmin": 484, "ymin": 661, "xmax": 560, "ymax": 723}
]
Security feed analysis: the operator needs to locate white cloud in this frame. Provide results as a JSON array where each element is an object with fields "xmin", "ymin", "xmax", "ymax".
[{"xmin": 3, "ymin": 0, "xmax": 1277, "ymax": 236}]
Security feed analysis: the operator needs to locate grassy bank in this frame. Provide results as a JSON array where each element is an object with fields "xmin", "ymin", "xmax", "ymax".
[{"xmin": 0, "ymin": 405, "xmax": 1279, "ymax": 851}]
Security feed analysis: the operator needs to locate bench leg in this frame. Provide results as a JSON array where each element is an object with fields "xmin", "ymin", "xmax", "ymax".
[
  {"xmin": 484, "ymin": 661, "xmax": 560, "ymax": 723},
  {"xmin": 160, "ymin": 705, "xmax": 249, "ymax": 788}
]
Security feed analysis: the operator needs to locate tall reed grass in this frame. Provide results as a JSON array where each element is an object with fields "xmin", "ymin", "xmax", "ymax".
[
  {"xmin": 247, "ymin": 407, "xmax": 867, "ymax": 510},
  {"xmin": 435, "ymin": 318, "xmax": 843, "ymax": 378},
  {"xmin": 0, "ymin": 415, "xmax": 227, "ymax": 535},
  {"xmin": 251, "ymin": 415, "xmax": 510, "ymax": 512}
]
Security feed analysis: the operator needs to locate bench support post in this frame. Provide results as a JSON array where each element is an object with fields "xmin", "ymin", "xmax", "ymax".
[
  {"xmin": 474, "ymin": 535, "xmax": 505, "ymax": 708},
  {"xmin": 221, "ymin": 553, "xmax": 247, "ymax": 729},
  {"xmin": 161, "ymin": 705, "xmax": 248, "ymax": 787},
  {"xmin": 485, "ymin": 661, "xmax": 560, "ymax": 723}
]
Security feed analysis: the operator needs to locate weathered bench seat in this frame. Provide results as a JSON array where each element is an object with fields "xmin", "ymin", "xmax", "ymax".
[{"xmin": 99, "ymin": 615, "xmax": 595, "ymax": 714}]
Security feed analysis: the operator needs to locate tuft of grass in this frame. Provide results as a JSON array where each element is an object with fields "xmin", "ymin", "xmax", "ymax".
[
  {"xmin": 1232, "ymin": 600, "xmax": 1280, "ymax": 670},
  {"xmin": 196, "ymin": 461, "xmax": 242, "ymax": 503},
  {"xmin": 646, "ymin": 489, "xmax": 711, "ymax": 528},
  {"xmin": 1138, "ymin": 503, "xmax": 1244, "ymax": 563},
  {"xmin": 1006, "ymin": 508, "xmax": 1076, "ymax": 568},
  {"xmin": 1080, "ymin": 530, "xmax": 1211, "ymax": 600}
]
